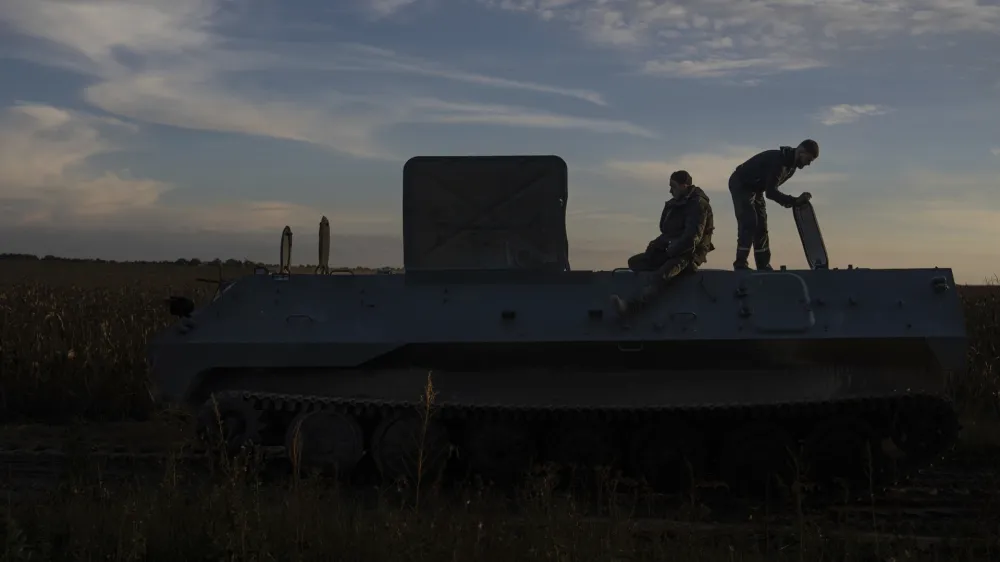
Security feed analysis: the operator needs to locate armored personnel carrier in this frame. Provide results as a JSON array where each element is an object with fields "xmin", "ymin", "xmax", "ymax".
[{"xmin": 147, "ymin": 155, "xmax": 966, "ymax": 494}]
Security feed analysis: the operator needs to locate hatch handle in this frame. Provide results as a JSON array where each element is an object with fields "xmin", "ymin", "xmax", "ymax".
[
  {"xmin": 285, "ymin": 314, "xmax": 316, "ymax": 323},
  {"xmin": 617, "ymin": 342, "xmax": 644, "ymax": 353},
  {"xmin": 930, "ymin": 276, "xmax": 949, "ymax": 293}
]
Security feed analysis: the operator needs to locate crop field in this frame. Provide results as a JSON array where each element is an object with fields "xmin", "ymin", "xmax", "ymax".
[{"xmin": 1, "ymin": 259, "xmax": 999, "ymax": 561}]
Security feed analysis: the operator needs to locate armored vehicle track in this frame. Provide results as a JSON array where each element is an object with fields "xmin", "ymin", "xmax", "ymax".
[{"xmin": 192, "ymin": 381, "xmax": 959, "ymax": 494}]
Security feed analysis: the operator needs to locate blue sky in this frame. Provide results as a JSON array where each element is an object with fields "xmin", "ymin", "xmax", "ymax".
[{"xmin": 0, "ymin": 0, "xmax": 997, "ymax": 282}]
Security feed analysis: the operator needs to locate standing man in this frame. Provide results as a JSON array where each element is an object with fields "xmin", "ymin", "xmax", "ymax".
[
  {"xmin": 611, "ymin": 170, "xmax": 714, "ymax": 319},
  {"xmin": 729, "ymin": 139, "xmax": 818, "ymax": 271}
]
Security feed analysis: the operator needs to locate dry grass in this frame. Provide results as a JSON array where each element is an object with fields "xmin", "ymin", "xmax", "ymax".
[
  {"xmin": 0, "ymin": 261, "xmax": 307, "ymax": 422},
  {"xmin": 1, "ymin": 260, "xmax": 998, "ymax": 561},
  {"xmin": 3, "ymin": 377, "xmax": 999, "ymax": 562},
  {"xmin": 3, "ymin": 456, "xmax": 997, "ymax": 562},
  {"xmin": 955, "ymin": 278, "xmax": 1000, "ymax": 420}
]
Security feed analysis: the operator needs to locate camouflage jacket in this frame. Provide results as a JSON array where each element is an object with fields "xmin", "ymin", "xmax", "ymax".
[{"xmin": 647, "ymin": 185, "xmax": 715, "ymax": 265}]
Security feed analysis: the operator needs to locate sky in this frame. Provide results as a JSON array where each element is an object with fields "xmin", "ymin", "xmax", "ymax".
[{"xmin": 0, "ymin": 0, "xmax": 997, "ymax": 283}]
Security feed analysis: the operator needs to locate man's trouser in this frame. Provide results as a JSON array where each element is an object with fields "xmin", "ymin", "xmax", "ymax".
[
  {"xmin": 620, "ymin": 254, "xmax": 696, "ymax": 316},
  {"xmin": 627, "ymin": 251, "xmax": 660, "ymax": 272},
  {"xmin": 728, "ymin": 174, "xmax": 771, "ymax": 270}
]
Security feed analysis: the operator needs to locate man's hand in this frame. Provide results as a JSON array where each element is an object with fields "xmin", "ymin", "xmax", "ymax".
[
  {"xmin": 795, "ymin": 192, "xmax": 812, "ymax": 206},
  {"xmin": 646, "ymin": 234, "xmax": 668, "ymax": 254}
]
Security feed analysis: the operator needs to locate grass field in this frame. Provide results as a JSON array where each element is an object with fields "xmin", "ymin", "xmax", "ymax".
[{"xmin": 1, "ymin": 259, "xmax": 998, "ymax": 561}]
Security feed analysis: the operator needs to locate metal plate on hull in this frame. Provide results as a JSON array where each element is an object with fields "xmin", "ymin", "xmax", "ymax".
[{"xmin": 402, "ymin": 155, "xmax": 570, "ymax": 271}]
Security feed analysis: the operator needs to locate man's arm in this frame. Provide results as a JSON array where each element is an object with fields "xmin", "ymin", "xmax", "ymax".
[
  {"xmin": 663, "ymin": 199, "xmax": 707, "ymax": 259},
  {"xmin": 761, "ymin": 157, "xmax": 798, "ymax": 208},
  {"xmin": 658, "ymin": 201, "xmax": 671, "ymax": 234}
]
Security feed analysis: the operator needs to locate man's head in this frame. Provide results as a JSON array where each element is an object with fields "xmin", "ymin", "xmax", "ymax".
[
  {"xmin": 795, "ymin": 139, "xmax": 819, "ymax": 169},
  {"xmin": 669, "ymin": 170, "xmax": 693, "ymax": 198}
]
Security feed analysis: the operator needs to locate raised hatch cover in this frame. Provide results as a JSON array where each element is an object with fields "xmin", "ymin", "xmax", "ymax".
[
  {"xmin": 793, "ymin": 201, "xmax": 829, "ymax": 270},
  {"xmin": 402, "ymin": 155, "xmax": 570, "ymax": 271}
]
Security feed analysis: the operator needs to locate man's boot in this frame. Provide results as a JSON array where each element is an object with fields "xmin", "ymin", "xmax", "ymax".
[
  {"xmin": 754, "ymin": 248, "xmax": 773, "ymax": 271},
  {"xmin": 610, "ymin": 294, "xmax": 629, "ymax": 316},
  {"xmin": 733, "ymin": 247, "xmax": 751, "ymax": 270},
  {"xmin": 610, "ymin": 285, "xmax": 656, "ymax": 321}
]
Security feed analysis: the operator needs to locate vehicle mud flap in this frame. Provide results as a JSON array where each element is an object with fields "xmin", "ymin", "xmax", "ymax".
[{"xmin": 793, "ymin": 201, "xmax": 829, "ymax": 270}]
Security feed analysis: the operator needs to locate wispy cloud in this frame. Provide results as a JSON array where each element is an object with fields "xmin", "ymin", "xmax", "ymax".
[
  {"xmin": 81, "ymin": 75, "xmax": 401, "ymax": 160},
  {"xmin": 0, "ymin": 102, "xmax": 169, "ymax": 223},
  {"xmin": 405, "ymin": 98, "xmax": 657, "ymax": 137},
  {"xmin": 0, "ymin": 0, "xmax": 636, "ymax": 164},
  {"xmin": 288, "ymin": 43, "xmax": 609, "ymax": 106},
  {"xmin": 603, "ymin": 146, "xmax": 848, "ymax": 193},
  {"xmin": 482, "ymin": 0, "xmax": 1000, "ymax": 79},
  {"xmin": 80, "ymin": 79, "xmax": 653, "ymax": 162},
  {"xmin": 641, "ymin": 55, "xmax": 824, "ymax": 79},
  {"xmin": 367, "ymin": 0, "xmax": 420, "ymax": 18},
  {"xmin": 603, "ymin": 148, "xmax": 753, "ymax": 192},
  {"xmin": 0, "ymin": 0, "xmax": 217, "ymax": 77},
  {"xmin": 0, "ymin": 102, "xmax": 396, "ymax": 233},
  {"xmin": 817, "ymin": 104, "xmax": 891, "ymax": 126},
  {"xmin": 991, "ymin": 147, "xmax": 1000, "ymax": 157}
]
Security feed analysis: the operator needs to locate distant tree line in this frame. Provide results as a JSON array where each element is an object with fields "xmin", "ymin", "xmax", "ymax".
[{"xmin": 0, "ymin": 253, "xmax": 399, "ymax": 271}]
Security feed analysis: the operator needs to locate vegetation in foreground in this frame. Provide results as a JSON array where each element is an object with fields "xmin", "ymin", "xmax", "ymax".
[
  {"xmin": 1, "ymin": 260, "xmax": 999, "ymax": 560},
  {"xmin": 2, "ymin": 490, "xmax": 995, "ymax": 561},
  {"xmin": 0, "ymin": 452, "xmax": 1000, "ymax": 562},
  {"xmin": 3, "ymin": 422, "xmax": 999, "ymax": 562}
]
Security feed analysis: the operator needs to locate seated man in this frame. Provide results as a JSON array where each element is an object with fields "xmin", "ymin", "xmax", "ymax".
[{"xmin": 611, "ymin": 170, "xmax": 715, "ymax": 319}]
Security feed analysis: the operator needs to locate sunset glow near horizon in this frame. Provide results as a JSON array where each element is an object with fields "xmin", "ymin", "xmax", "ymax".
[{"xmin": 0, "ymin": 0, "xmax": 998, "ymax": 282}]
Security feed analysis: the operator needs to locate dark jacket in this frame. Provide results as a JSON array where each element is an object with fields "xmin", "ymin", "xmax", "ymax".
[
  {"xmin": 730, "ymin": 146, "xmax": 799, "ymax": 208},
  {"xmin": 648, "ymin": 185, "xmax": 715, "ymax": 265}
]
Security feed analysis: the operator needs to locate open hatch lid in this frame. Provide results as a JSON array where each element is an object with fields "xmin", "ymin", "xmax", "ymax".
[{"xmin": 793, "ymin": 201, "xmax": 829, "ymax": 270}]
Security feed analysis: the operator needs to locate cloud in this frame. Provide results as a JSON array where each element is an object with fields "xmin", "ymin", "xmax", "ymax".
[
  {"xmin": 602, "ymin": 146, "xmax": 849, "ymax": 192},
  {"xmin": 0, "ymin": 102, "xmax": 397, "ymax": 234},
  {"xmin": 910, "ymin": 203, "xmax": 1000, "ymax": 243},
  {"xmin": 603, "ymin": 149, "xmax": 749, "ymax": 191},
  {"xmin": 0, "ymin": 102, "xmax": 170, "ymax": 221},
  {"xmin": 0, "ymin": 0, "xmax": 638, "ymax": 163},
  {"xmin": 1, "ymin": 0, "xmax": 608, "ymax": 107},
  {"xmin": 82, "ymin": 75, "xmax": 401, "ymax": 160},
  {"xmin": 991, "ymin": 147, "xmax": 1000, "ymax": 156},
  {"xmin": 79, "ymin": 78, "xmax": 654, "ymax": 162},
  {"xmin": 404, "ymin": 98, "xmax": 657, "ymax": 137},
  {"xmin": 0, "ymin": 0, "xmax": 217, "ymax": 77},
  {"xmin": 641, "ymin": 55, "xmax": 824, "ymax": 79},
  {"xmin": 276, "ymin": 43, "xmax": 609, "ymax": 106},
  {"xmin": 367, "ymin": 0, "xmax": 420, "ymax": 18},
  {"xmin": 816, "ymin": 104, "xmax": 891, "ymax": 126},
  {"xmin": 481, "ymin": 0, "xmax": 1000, "ymax": 79}
]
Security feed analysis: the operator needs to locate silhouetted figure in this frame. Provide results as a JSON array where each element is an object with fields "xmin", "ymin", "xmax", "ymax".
[
  {"xmin": 728, "ymin": 139, "xmax": 818, "ymax": 270},
  {"xmin": 611, "ymin": 170, "xmax": 714, "ymax": 319}
]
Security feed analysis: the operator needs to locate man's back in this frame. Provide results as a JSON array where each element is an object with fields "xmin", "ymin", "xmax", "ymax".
[{"xmin": 733, "ymin": 146, "xmax": 798, "ymax": 194}]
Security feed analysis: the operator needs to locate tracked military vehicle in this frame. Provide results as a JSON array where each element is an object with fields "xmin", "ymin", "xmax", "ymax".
[{"xmin": 147, "ymin": 155, "xmax": 966, "ymax": 493}]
